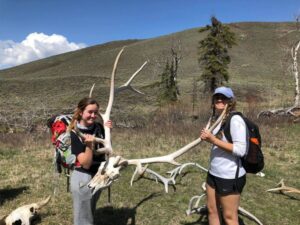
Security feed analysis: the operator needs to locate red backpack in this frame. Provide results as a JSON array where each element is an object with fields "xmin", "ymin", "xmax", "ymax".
[{"xmin": 48, "ymin": 114, "xmax": 80, "ymax": 173}]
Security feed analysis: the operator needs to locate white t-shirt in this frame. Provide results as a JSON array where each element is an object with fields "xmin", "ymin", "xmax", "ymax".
[{"xmin": 209, "ymin": 115, "xmax": 248, "ymax": 179}]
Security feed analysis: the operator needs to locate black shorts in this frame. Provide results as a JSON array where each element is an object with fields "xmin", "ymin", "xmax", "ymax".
[{"xmin": 206, "ymin": 172, "xmax": 246, "ymax": 195}]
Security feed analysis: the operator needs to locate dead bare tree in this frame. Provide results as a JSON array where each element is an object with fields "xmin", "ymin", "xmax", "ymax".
[
  {"xmin": 0, "ymin": 106, "xmax": 75, "ymax": 134},
  {"xmin": 295, "ymin": 13, "xmax": 300, "ymax": 31},
  {"xmin": 258, "ymin": 40, "xmax": 300, "ymax": 120}
]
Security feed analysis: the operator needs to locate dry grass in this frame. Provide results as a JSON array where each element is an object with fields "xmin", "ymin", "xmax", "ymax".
[{"xmin": 0, "ymin": 105, "xmax": 299, "ymax": 225}]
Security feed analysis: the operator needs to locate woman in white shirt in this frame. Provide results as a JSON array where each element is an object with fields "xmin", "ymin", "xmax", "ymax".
[{"xmin": 200, "ymin": 87, "xmax": 247, "ymax": 225}]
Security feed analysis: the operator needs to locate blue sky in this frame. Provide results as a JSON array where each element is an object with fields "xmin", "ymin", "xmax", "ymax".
[{"xmin": 1, "ymin": 0, "xmax": 300, "ymax": 69}]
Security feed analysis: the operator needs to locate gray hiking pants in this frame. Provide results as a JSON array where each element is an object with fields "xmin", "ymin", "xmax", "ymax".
[{"xmin": 70, "ymin": 170, "xmax": 101, "ymax": 225}]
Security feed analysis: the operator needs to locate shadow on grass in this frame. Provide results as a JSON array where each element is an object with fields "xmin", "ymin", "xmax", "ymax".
[
  {"xmin": 181, "ymin": 215, "xmax": 209, "ymax": 225},
  {"xmin": 0, "ymin": 186, "xmax": 28, "ymax": 206},
  {"xmin": 269, "ymin": 192, "xmax": 300, "ymax": 201},
  {"xmin": 181, "ymin": 214, "xmax": 246, "ymax": 225},
  {"xmin": 94, "ymin": 192, "xmax": 161, "ymax": 225}
]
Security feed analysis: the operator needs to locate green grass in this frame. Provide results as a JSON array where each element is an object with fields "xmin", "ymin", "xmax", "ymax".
[{"xmin": 0, "ymin": 114, "xmax": 299, "ymax": 225}]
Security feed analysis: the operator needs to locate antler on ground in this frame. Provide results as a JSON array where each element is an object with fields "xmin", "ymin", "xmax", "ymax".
[
  {"xmin": 129, "ymin": 162, "xmax": 209, "ymax": 193},
  {"xmin": 131, "ymin": 167, "xmax": 177, "ymax": 193},
  {"xmin": 186, "ymin": 183, "xmax": 264, "ymax": 225},
  {"xmin": 267, "ymin": 179, "xmax": 300, "ymax": 194}
]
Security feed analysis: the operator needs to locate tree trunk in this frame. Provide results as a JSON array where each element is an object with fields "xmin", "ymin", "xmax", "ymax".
[{"xmin": 292, "ymin": 41, "xmax": 300, "ymax": 107}]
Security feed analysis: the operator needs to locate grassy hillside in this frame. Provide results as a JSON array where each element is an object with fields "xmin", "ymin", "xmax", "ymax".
[
  {"xmin": 0, "ymin": 22, "xmax": 299, "ymax": 225},
  {"xmin": 0, "ymin": 22, "xmax": 299, "ymax": 115}
]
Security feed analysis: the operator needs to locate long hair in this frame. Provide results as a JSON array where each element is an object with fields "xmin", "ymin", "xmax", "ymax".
[{"xmin": 68, "ymin": 97, "xmax": 100, "ymax": 131}]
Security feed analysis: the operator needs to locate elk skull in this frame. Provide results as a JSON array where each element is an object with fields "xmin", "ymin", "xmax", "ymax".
[{"xmin": 88, "ymin": 156, "xmax": 127, "ymax": 194}]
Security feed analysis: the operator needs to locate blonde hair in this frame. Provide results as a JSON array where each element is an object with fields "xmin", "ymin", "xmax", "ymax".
[{"xmin": 68, "ymin": 97, "xmax": 100, "ymax": 131}]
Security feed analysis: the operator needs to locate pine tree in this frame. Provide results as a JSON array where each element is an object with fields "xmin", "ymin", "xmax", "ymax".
[
  {"xmin": 158, "ymin": 51, "xmax": 180, "ymax": 104},
  {"xmin": 198, "ymin": 16, "xmax": 236, "ymax": 92}
]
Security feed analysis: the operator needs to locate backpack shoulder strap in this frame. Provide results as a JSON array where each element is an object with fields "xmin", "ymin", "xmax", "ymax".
[
  {"xmin": 222, "ymin": 111, "xmax": 244, "ymax": 143},
  {"xmin": 70, "ymin": 129, "xmax": 84, "ymax": 144}
]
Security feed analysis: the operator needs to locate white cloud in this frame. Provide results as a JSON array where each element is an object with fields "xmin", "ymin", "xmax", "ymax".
[{"xmin": 0, "ymin": 32, "xmax": 87, "ymax": 69}]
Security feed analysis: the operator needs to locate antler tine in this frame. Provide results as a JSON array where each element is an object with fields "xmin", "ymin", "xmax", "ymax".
[
  {"xmin": 144, "ymin": 168, "xmax": 176, "ymax": 193},
  {"xmin": 103, "ymin": 47, "xmax": 125, "ymax": 120},
  {"xmin": 89, "ymin": 83, "xmax": 95, "ymax": 98},
  {"xmin": 115, "ymin": 61, "xmax": 148, "ymax": 95},
  {"xmin": 130, "ymin": 165, "xmax": 176, "ymax": 193},
  {"xmin": 36, "ymin": 195, "xmax": 52, "ymax": 208},
  {"xmin": 238, "ymin": 206, "xmax": 264, "ymax": 225},
  {"xmin": 100, "ymin": 47, "xmax": 125, "ymax": 156},
  {"xmin": 186, "ymin": 194, "xmax": 207, "ymax": 215},
  {"xmin": 167, "ymin": 162, "xmax": 208, "ymax": 179}
]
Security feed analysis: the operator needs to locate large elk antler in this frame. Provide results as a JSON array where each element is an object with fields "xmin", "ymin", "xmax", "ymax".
[
  {"xmin": 74, "ymin": 48, "xmax": 147, "ymax": 191},
  {"xmin": 124, "ymin": 110, "xmax": 224, "ymax": 175},
  {"xmin": 75, "ymin": 48, "xmax": 124, "ymax": 156},
  {"xmin": 83, "ymin": 48, "xmax": 227, "ymax": 194},
  {"xmin": 77, "ymin": 49, "xmax": 148, "ymax": 155}
]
